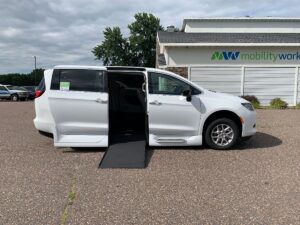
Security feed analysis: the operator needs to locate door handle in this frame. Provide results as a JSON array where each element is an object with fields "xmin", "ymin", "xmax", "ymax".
[
  {"xmin": 95, "ymin": 98, "xmax": 108, "ymax": 104},
  {"xmin": 149, "ymin": 100, "xmax": 162, "ymax": 105}
]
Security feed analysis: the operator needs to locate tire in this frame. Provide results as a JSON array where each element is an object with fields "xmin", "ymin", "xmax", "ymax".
[
  {"xmin": 11, "ymin": 94, "xmax": 19, "ymax": 101},
  {"xmin": 205, "ymin": 118, "xmax": 239, "ymax": 150}
]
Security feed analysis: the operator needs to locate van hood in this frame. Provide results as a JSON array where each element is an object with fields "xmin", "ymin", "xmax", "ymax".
[{"xmin": 204, "ymin": 89, "xmax": 248, "ymax": 104}]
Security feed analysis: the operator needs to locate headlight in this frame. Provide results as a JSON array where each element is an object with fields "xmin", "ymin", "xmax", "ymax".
[{"xmin": 241, "ymin": 103, "xmax": 254, "ymax": 111}]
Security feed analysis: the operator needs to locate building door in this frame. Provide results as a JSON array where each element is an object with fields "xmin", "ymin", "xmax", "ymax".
[
  {"xmin": 190, "ymin": 67, "xmax": 242, "ymax": 96},
  {"xmin": 244, "ymin": 67, "xmax": 295, "ymax": 105}
]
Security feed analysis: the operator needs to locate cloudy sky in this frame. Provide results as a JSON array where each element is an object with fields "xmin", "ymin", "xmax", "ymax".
[{"xmin": 0, "ymin": 0, "xmax": 299, "ymax": 73}]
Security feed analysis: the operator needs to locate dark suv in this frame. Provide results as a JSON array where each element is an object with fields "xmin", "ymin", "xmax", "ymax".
[{"xmin": 22, "ymin": 86, "xmax": 36, "ymax": 100}]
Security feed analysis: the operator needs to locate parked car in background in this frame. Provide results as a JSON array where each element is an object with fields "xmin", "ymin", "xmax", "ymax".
[
  {"xmin": 0, "ymin": 84, "xmax": 29, "ymax": 101},
  {"xmin": 0, "ymin": 84, "xmax": 11, "ymax": 100},
  {"xmin": 22, "ymin": 86, "xmax": 36, "ymax": 100}
]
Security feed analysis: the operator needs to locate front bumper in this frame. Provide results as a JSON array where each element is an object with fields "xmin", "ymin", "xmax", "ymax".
[{"xmin": 241, "ymin": 109, "xmax": 257, "ymax": 137}]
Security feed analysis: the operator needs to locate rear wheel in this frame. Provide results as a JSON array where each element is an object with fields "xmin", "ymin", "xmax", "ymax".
[
  {"xmin": 205, "ymin": 118, "xmax": 239, "ymax": 150},
  {"xmin": 11, "ymin": 94, "xmax": 19, "ymax": 101}
]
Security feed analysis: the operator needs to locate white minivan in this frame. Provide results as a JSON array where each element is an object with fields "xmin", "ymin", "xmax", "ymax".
[{"xmin": 34, "ymin": 65, "xmax": 256, "ymax": 150}]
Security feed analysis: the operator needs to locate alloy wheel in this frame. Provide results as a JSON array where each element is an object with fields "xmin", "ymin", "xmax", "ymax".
[{"xmin": 211, "ymin": 124, "xmax": 234, "ymax": 147}]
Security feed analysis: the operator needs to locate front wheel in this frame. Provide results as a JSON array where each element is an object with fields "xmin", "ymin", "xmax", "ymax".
[
  {"xmin": 11, "ymin": 94, "xmax": 19, "ymax": 101},
  {"xmin": 205, "ymin": 118, "xmax": 239, "ymax": 150}
]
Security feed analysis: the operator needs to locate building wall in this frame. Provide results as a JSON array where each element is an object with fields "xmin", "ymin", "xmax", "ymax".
[
  {"xmin": 189, "ymin": 66, "xmax": 298, "ymax": 106},
  {"xmin": 184, "ymin": 20, "xmax": 300, "ymax": 33},
  {"xmin": 160, "ymin": 46, "xmax": 300, "ymax": 106},
  {"xmin": 190, "ymin": 67, "xmax": 242, "ymax": 96},
  {"xmin": 244, "ymin": 67, "xmax": 295, "ymax": 105},
  {"xmin": 155, "ymin": 37, "xmax": 160, "ymax": 68},
  {"xmin": 166, "ymin": 67, "xmax": 188, "ymax": 78},
  {"xmin": 298, "ymin": 68, "xmax": 300, "ymax": 103},
  {"xmin": 166, "ymin": 46, "xmax": 300, "ymax": 66},
  {"xmin": 158, "ymin": 18, "xmax": 300, "ymax": 106}
]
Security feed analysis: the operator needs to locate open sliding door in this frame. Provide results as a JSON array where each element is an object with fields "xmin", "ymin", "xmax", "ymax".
[{"xmin": 48, "ymin": 67, "xmax": 109, "ymax": 147}]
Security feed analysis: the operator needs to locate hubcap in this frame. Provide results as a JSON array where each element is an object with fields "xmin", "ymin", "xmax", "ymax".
[{"xmin": 211, "ymin": 124, "xmax": 234, "ymax": 146}]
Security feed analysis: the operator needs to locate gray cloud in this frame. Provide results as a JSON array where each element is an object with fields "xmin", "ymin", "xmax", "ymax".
[{"xmin": 0, "ymin": 0, "xmax": 299, "ymax": 73}]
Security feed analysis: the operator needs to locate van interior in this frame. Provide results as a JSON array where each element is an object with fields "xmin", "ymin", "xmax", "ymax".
[{"xmin": 107, "ymin": 71, "xmax": 147, "ymax": 144}]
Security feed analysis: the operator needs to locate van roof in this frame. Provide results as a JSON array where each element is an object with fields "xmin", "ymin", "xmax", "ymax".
[
  {"xmin": 52, "ymin": 65, "xmax": 184, "ymax": 79},
  {"xmin": 54, "ymin": 65, "xmax": 155, "ymax": 72},
  {"xmin": 54, "ymin": 65, "xmax": 106, "ymax": 70},
  {"xmin": 106, "ymin": 66, "xmax": 146, "ymax": 71}
]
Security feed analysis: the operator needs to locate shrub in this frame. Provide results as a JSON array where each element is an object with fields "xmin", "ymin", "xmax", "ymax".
[
  {"xmin": 270, "ymin": 98, "xmax": 288, "ymax": 109},
  {"xmin": 241, "ymin": 95, "xmax": 260, "ymax": 109},
  {"xmin": 296, "ymin": 103, "xmax": 300, "ymax": 109},
  {"xmin": 251, "ymin": 101, "xmax": 261, "ymax": 109}
]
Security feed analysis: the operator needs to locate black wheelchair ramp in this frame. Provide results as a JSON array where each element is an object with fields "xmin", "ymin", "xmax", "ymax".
[
  {"xmin": 99, "ymin": 133, "xmax": 146, "ymax": 168},
  {"xmin": 100, "ymin": 71, "xmax": 147, "ymax": 168}
]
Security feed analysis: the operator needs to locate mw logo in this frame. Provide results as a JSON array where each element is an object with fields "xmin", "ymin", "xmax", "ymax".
[{"xmin": 211, "ymin": 51, "xmax": 240, "ymax": 60}]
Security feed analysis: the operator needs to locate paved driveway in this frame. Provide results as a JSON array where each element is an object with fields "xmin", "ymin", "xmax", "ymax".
[{"xmin": 0, "ymin": 102, "xmax": 299, "ymax": 225}]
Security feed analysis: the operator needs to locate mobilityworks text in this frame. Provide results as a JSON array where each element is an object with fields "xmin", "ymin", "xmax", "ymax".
[{"xmin": 211, "ymin": 51, "xmax": 300, "ymax": 62}]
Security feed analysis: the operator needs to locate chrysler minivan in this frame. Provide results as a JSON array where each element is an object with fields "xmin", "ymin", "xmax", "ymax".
[{"xmin": 34, "ymin": 65, "xmax": 256, "ymax": 150}]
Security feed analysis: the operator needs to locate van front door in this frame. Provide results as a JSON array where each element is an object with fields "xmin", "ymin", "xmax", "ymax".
[
  {"xmin": 147, "ymin": 72, "xmax": 202, "ymax": 146},
  {"xmin": 48, "ymin": 68, "xmax": 108, "ymax": 147}
]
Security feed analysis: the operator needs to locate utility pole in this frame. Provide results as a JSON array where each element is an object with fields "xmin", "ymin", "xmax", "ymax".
[{"xmin": 33, "ymin": 56, "xmax": 37, "ymax": 86}]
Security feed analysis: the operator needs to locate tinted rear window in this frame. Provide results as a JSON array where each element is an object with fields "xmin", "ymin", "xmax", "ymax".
[
  {"xmin": 51, "ymin": 69, "xmax": 106, "ymax": 92},
  {"xmin": 37, "ymin": 77, "xmax": 45, "ymax": 91}
]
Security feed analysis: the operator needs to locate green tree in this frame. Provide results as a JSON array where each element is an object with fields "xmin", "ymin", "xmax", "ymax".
[
  {"xmin": 29, "ymin": 68, "xmax": 45, "ymax": 85},
  {"xmin": 92, "ymin": 27, "xmax": 130, "ymax": 66},
  {"xmin": 128, "ymin": 12, "xmax": 164, "ymax": 67},
  {"xmin": 92, "ymin": 12, "xmax": 164, "ymax": 67},
  {"xmin": 0, "ymin": 68, "xmax": 44, "ymax": 86}
]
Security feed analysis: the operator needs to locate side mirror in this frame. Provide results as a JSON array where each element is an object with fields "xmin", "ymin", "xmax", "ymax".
[{"xmin": 182, "ymin": 89, "xmax": 192, "ymax": 102}]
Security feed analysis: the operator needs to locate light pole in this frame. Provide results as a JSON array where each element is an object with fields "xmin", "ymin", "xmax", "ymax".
[{"xmin": 33, "ymin": 56, "xmax": 37, "ymax": 86}]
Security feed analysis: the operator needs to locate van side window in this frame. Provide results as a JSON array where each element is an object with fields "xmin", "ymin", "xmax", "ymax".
[
  {"xmin": 51, "ymin": 69, "xmax": 106, "ymax": 92},
  {"xmin": 148, "ymin": 72, "xmax": 201, "ymax": 95}
]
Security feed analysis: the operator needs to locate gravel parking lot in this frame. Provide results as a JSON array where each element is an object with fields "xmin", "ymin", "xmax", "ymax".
[{"xmin": 0, "ymin": 102, "xmax": 299, "ymax": 225}]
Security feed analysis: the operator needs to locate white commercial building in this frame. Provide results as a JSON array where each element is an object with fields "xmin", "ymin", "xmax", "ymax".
[{"xmin": 156, "ymin": 17, "xmax": 300, "ymax": 106}]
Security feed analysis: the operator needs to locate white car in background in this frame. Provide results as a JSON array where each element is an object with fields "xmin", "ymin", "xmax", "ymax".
[
  {"xmin": 0, "ymin": 84, "xmax": 29, "ymax": 101},
  {"xmin": 34, "ymin": 65, "xmax": 256, "ymax": 150}
]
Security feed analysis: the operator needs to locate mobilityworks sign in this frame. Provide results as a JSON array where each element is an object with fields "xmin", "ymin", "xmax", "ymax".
[
  {"xmin": 211, "ymin": 52, "xmax": 240, "ymax": 60},
  {"xmin": 211, "ymin": 51, "xmax": 300, "ymax": 62}
]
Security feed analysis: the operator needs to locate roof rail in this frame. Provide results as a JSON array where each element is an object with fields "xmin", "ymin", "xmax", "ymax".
[{"xmin": 106, "ymin": 66, "xmax": 146, "ymax": 71}]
